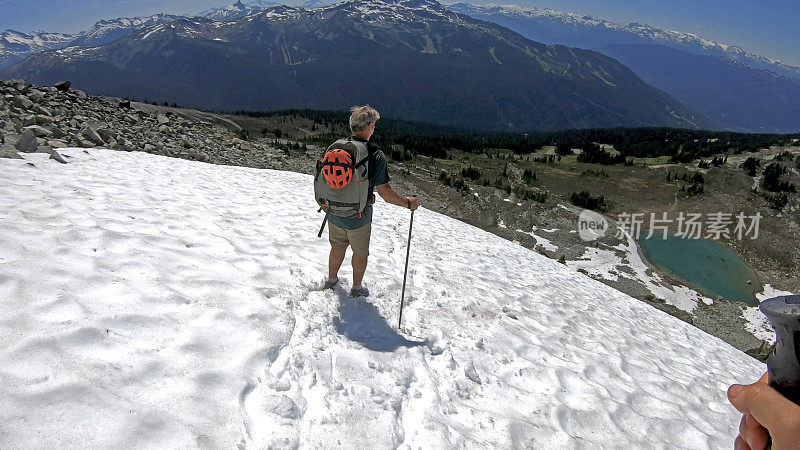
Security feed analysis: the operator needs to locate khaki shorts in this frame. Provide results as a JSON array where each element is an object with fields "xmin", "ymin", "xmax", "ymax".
[{"xmin": 329, "ymin": 222, "xmax": 372, "ymax": 257}]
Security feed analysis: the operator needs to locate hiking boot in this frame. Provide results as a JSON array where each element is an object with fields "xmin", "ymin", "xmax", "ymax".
[
  {"xmin": 349, "ymin": 286, "xmax": 370, "ymax": 298},
  {"xmin": 323, "ymin": 277, "xmax": 339, "ymax": 290}
]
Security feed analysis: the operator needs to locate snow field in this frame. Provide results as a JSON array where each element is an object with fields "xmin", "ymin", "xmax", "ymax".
[{"xmin": 0, "ymin": 149, "xmax": 765, "ymax": 449}]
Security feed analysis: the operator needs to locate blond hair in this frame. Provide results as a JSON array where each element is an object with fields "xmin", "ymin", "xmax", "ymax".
[{"xmin": 349, "ymin": 105, "xmax": 380, "ymax": 133}]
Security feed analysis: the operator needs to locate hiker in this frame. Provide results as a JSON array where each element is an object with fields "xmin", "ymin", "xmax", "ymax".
[
  {"xmin": 317, "ymin": 105, "xmax": 419, "ymax": 297},
  {"xmin": 728, "ymin": 372, "xmax": 800, "ymax": 449}
]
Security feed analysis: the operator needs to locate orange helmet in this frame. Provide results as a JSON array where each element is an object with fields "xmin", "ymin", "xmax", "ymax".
[{"xmin": 322, "ymin": 148, "xmax": 354, "ymax": 189}]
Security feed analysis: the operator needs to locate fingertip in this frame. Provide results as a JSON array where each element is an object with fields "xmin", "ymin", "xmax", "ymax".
[
  {"xmin": 729, "ymin": 384, "xmax": 743, "ymax": 400},
  {"xmin": 734, "ymin": 435, "xmax": 752, "ymax": 450}
]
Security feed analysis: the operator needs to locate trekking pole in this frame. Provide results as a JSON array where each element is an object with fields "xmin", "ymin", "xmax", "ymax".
[
  {"xmin": 317, "ymin": 205, "xmax": 330, "ymax": 238},
  {"xmin": 760, "ymin": 295, "xmax": 800, "ymax": 405},
  {"xmin": 398, "ymin": 197, "xmax": 416, "ymax": 330},
  {"xmin": 759, "ymin": 295, "xmax": 800, "ymax": 449}
]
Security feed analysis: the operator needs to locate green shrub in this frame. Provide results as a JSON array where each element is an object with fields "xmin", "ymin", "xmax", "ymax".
[
  {"xmin": 740, "ymin": 157, "xmax": 760, "ymax": 177},
  {"xmin": 461, "ymin": 165, "xmax": 482, "ymax": 180},
  {"xmin": 762, "ymin": 163, "xmax": 796, "ymax": 193},
  {"xmin": 570, "ymin": 191, "xmax": 607, "ymax": 211}
]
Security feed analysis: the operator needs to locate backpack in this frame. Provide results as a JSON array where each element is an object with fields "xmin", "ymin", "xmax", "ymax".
[{"xmin": 314, "ymin": 137, "xmax": 372, "ymax": 236}]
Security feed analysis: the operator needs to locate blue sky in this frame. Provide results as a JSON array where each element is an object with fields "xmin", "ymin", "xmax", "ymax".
[{"xmin": 1, "ymin": 0, "xmax": 798, "ymax": 65}]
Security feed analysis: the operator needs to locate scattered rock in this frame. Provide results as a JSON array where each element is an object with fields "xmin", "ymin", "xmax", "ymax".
[
  {"xmin": 77, "ymin": 138, "xmax": 95, "ymax": 148},
  {"xmin": 55, "ymin": 81, "xmax": 71, "ymax": 92},
  {"xmin": 118, "ymin": 100, "xmax": 131, "ymax": 109},
  {"xmin": 47, "ymin": 140, "xmax": 69, "ymax": 148},
  {"xmin": 465, "ymin": 362, "xmax": 482, "ymax": 384},
  {"xmin": 34, "ymin": 115, "xmax": 53, "ymax": 125},
  {"xmin": 49, "ymin": 149, "xmax": 68, "ymax": 164},
  {"xmin": 33, "ymin": 105, "xmax": 53, "ymax": 116},
  {"xmin": 12, "ymin": 95, "xmax": 33, "ymax": 110},
  {"xmin": 80, "ymin": 126, "xmax": 105, "ymax": 146},
  {"xmin": 745, "ymin": 341, "xmax": 776, "ymax": 363},
  {"xmin": 15, "ymin": 129, "xmax": 38, "ymax": 153},
  {"xmin": 97, "ymin": 128, "xmax": 116, "ymax": 143},
  {"xmin": 24, "ymin": 125, "xmax": 52, "ymax": 138},
  {"xmin": 157, "ymin": 114, "xmax": 170, "ymax": 125},
  {"xmin": 0, "ymin": 143, "xmax": 22, "ymax": 159}
]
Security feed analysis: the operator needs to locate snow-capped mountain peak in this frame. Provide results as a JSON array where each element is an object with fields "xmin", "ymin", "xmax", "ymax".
[
  {"xmin": 200, "ymin": 0, "xmax": 280, "ymax": 21},
  {"xmin": 0, "ymin": 29, "xmax": 74, "ymax": 52},
  {"xmin": 321, "ymin": 0, "xmax": 457, "ymax": 23}
]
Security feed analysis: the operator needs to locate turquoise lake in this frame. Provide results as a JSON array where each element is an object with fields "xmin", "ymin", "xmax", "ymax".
[{"xmin": 638, "ymin": 233, "xmax": 761, "ymax": 306}]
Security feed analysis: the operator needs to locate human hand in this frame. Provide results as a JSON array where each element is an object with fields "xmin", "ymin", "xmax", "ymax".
[
  {"xmin": 727, "ymin": 371, "xmax": 800, "ymax": 449},
  {"xmin": 408, "ymin": 197, "xmax": 419, "ymax": 211}
]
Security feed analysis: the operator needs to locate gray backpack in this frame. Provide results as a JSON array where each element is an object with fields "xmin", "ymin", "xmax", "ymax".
[{"xmin": 314, "ymin": 137, "xmax": 372, "ymax": 236}]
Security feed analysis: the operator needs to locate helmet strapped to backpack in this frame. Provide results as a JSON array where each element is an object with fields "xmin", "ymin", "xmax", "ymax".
[
  {"xmin": 322, "ymin": 148, "xmax": 354, "ymax": 189},
  {"xmin": 314, "ymin": 137, "xmax": 373, "ymax": 233}
]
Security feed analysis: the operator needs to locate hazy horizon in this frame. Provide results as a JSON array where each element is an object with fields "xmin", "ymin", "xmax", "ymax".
[{"xmin": 0, "ymin": 0, "xmax": 797, "ymax": 66}]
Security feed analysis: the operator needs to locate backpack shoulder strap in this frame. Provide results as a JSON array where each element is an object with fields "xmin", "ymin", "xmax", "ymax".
[{"xmin": 353, "ymin": 141, "xmax": 372, "ymax": 167}]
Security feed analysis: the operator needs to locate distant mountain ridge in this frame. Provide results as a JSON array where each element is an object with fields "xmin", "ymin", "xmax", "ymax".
[
  {"xmin": 600, "ymin": 44, "xmax": 800, "ymax": 133},
  {"xmin": 0, "ymin": 0, "xmax": 710, "ymax": 132},
  {"xmin": 199, "ymin": 0, "xmax": 280, "ymax": 22},
  {"xmin": 0, "ymin": 14, "xmax": 182, "ymax": 69},
  {"xmin": 0, "ymin": 30, "xmax": 74, "ymax": 68},
  {"xmin": 446, "ymin": 3, "xmax": 800, "ymax": 80},
  {"xmin": 446, "ymin": 2, "xmax": 800, "ymax": 133}
]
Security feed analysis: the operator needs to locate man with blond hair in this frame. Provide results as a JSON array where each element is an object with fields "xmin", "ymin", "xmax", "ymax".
[{"xmin": 324, "ymin": 106, "xmax": 419, "ymax": 297}]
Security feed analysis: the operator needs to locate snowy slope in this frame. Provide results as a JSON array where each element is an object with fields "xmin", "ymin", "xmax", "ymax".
[{"xmin": 0, "ymin": 149, "xmax": 764, "ymax": 448}]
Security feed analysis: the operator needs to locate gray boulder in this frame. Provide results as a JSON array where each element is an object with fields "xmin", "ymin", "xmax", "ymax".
[
  {"xmin": 49, "ymin": 149, "xmax": 68, "ymax": 164},
  {"xmin": 78, "ymin": 138, "xmax": 96, "ymax": 148},
  {"xmin": 157, "ymin": 114, "xmax": 170, "ymax": 125},
  {"xmin": 49, "ymin": 128, "xmax": 66, "ymax": 139},
  {"xmin": 465, "ymin": 362, "xmax": 482, "ymax": 385},
  {"xmin": 97, "ymin": 128, "xmax": 116, "ymax": 143},
  {"xmin": 24, "ymin": 125, "xmax": 52, "ymax": 138},
  {"xmin": 15, "ymin": 129, "xmax": 38, "ymax": 153},
  {"xmin": 34, "ymin": 105, "xmax": 53, "ymax": 116},
  {"xmin": 12, "ymin": 95, "xmax": 33, "ymax": 110},
  {"xmin": 80, "ymin": 126, "xmax": 105, "ymax": 146},
  {"xmin": 34, "ymin": 115, "xmax": 54, "ymax": 125},
  {"xmin": 55, "ymin": 81, "xmax": 71, "ymax": 92},
  {"xmin": 0, "ymin": 143, "xmax": 22, "ymax": 159},
  {"xmin": 47, "ymin": 140, "xmax": 69, "ymax": 148}
]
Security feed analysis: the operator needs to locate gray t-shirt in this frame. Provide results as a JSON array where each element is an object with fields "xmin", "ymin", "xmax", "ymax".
[{"xmin": 328, "ymin": 138, "xmax": 390, "ymax": 230}]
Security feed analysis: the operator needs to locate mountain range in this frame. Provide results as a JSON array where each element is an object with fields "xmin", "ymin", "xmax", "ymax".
[
  {"xmin": 0, "ymin": 0, "xmax": 708, "ymax": 132},
  {"xmin": 447, "ymin": 3, "xmax": 800, "ymax": 133},
  {"xmin": 2, "ymin": 0, "xmax": 799, "ymax": 132},
  {"xmin": 0, "ymin": 14, "xmax": 182, "ymax": 69},
  {"xmin": 445, "ymin": 3, "xmax": 800, "ymax": 80},
  {"xmin": 199, "ymin": 0, "xmax": 280, "ymax": 22}
]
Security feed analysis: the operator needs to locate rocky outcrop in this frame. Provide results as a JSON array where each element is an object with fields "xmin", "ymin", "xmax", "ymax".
[{"xmin": 0, "ymin": 79, "xmax": 286, "ymax": 167}]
